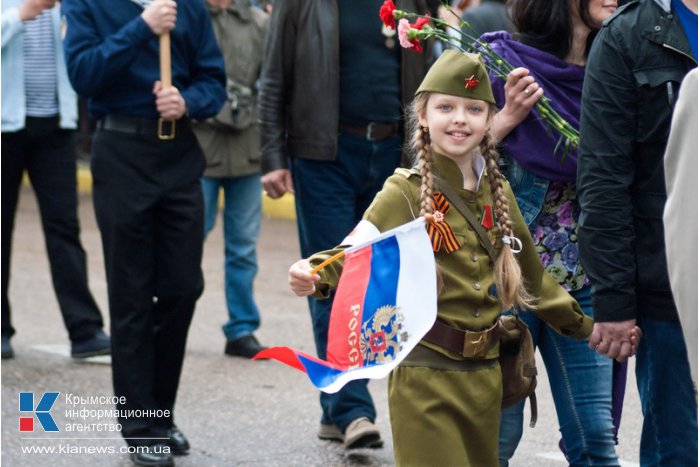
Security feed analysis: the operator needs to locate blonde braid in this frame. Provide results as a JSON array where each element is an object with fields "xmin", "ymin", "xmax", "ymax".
[
  {"xmin": 415, "ymin": 128, "xmax": 434, "ymax": 216},
  {"xmin": 407, "ymin": 93, "xmax": 434, "ymax": 216},
  {"xmin": 481, "ymin": 132, "xmax": 534, "ymax": 311},
  {"xmin": 407, "ymin": 93, "xmax": 447, "ymax": 293}
]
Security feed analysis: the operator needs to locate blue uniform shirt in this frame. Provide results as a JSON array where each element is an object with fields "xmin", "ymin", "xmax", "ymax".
[{"xmin": 62, "ymin": 0, "xmax": 226, "ymax": 120}]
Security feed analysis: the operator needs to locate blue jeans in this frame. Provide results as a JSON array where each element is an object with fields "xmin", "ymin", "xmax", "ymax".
[
  {"xmin": 636, "ymin": 317, "xmax": 697, "ymax": 466},
  {"xmin": 201, "ymin": 174, "xmax": 262, "ymax": 341},
  {"xmin": 291, "ymin": 131, "xmax": 402, "ymax": 432},
  {"xmin": 499, "ymin": 287, "xmax": 619, "ymax": 466}
]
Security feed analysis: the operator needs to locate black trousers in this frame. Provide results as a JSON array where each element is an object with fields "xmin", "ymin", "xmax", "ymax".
[
  {"xmin": 1, "ymin": 118, "xmax": 104, "ymax": 341},
  {"xmin": 91, "ymin": 124, "xmax": 205, "ymax": 446}
]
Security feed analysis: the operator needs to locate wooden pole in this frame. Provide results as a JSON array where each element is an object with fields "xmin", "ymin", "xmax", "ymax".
[
  {"xmin": 158, "ymin": 32, "xmax": 175, "ymax": 139},
  {"xmin": 310, "ymin": 251, "xmax": 345, "ymax": 276},
  {"xmin": 309, "ymin": 214, "xmax": 436, "ymax": 275},
  {"xmin": 159, "ymin": 33, "xmax": 172, "ymax": 89}
]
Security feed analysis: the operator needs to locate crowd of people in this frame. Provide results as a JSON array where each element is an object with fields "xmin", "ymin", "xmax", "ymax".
[{"xmin": 1, "ymin": 0, "xmax": 696, "ymax": 466}]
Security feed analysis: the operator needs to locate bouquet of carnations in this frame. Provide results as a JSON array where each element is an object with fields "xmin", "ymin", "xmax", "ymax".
[{"xmin": 380, "ymin": 0, "xmax": 579, "ymax": 158}]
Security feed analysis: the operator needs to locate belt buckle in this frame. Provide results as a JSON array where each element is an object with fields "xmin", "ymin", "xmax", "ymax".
[
  {"xmin": 158, "ymin": 118, "xmax": 176, "ymax": 140},
  {"xmin": 365, "ymin": 122, "xmax": 378, "ymax": 141},
  {"xmin": 463, "ymin": 330, "xmax": 489, "ymax": 359}
]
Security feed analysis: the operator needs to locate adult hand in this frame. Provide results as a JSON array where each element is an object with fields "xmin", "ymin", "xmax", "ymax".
[
  {"xmin": 18, "ymin": 0, "xmax": 56, "ymax": 21},
  {"xmin": 588, "ymin": 319, "xmax": 638, "ymax": 361},
  {"xmin": 141, "ymin": 0, "xmax": 177, "ymax": 36},
  {"xmin": 262, "ymin": 169, "xmax": 294, "ymax": 199},
  {"xmin": 615, "ymin": 325, "xmax": 643, "ymax": 362},
  {"xmin": 288, "ymin": 259, "xmax": 320, "ymax": 297},
  {"xmin": 152, "ymin": 81, "xmax": 187, "ymax": 120},
  {"xmin": 437, "ymin": 5, "xmax": 462, "ymax": 28},
  {"xmin": 491, "ymin": 67, "xmax": 544, "ymax": 141}
]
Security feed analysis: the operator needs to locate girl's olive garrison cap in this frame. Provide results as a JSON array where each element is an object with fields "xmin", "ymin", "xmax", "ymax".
[{"xmin": 416, "ymin": 49, "xmax": 495, "ymax": 104}]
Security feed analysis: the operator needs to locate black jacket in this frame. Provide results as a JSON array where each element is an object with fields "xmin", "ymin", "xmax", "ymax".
[
  {"xmin": 577, "ymin": 0, "xmax": 696, "ymax": 322},
  {"xmin": 257, "ymin": 0, "xmax": 432, "ymax": 174}
]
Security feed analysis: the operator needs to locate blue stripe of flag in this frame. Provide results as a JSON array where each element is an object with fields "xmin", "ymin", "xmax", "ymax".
[
  {"xmin": 298, "ymin": 354, "xmax": 344, "ymax": 389},
  {"xmin": 362, "ymin": 236, "xmax": 400, "ymax": 324}
]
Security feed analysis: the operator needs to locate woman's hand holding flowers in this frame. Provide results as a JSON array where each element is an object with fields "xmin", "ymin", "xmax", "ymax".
[
  {"xmin": 379, "ymin": 0, "xmax": 579, "ymax": 156},
  {"xmin": 491, "ymin": 67, "xmax": 545, "ymax": 141}
]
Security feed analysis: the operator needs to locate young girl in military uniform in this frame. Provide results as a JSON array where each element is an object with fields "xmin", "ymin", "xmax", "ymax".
[{"xmin": 288, "ymin": 50, "xmax": 593, "ymax": 466}]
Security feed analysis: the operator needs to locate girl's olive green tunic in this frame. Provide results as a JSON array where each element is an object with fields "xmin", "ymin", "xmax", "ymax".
[{"xmin": 309, "ymin": 153, "xmax": 592, "ymax": 466}]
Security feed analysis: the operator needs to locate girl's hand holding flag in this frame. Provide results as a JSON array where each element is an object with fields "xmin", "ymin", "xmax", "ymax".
[
  {"xmin": 289, "ymin": 260, "xmax": 321, "ymax": 297},
  {"xmin": 257, "ymin": 217, "xmax": 438, "ymax": 394}
]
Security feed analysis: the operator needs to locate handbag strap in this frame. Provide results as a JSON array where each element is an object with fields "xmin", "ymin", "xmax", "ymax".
[{"xmin": 434, "ymin": 177, "xmax": 499, "ymax": 264}]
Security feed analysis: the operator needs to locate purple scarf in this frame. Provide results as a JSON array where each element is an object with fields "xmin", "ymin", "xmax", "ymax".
[{"xmin": 480, "ymin": 31, "xmax": 585, "ymax": 182}]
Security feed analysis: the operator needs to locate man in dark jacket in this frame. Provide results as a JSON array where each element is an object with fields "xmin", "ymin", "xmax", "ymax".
[
  {"xmin": 577, "ymin": 0, "xmax": 697, "ymax": 464},
  {"xmin": 258, "ymin": 0, "xmax": 431, "ymax": 450}
]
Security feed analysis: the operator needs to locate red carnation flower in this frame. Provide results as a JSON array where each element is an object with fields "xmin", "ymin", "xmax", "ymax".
[
  {"xmin": 379, "ymin": 0, "xmax": 397, "ymax": 29},
  {"xmin": 411, "ymin": 38, "xmax": 424, "ymax": 53},
  {"xmin": 411, "ymin": 15, "xmax": 431, "ymax": 30}
]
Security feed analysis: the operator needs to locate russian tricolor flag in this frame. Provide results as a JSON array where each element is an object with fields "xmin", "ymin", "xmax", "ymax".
[{"xmin": 255, "ymin": 218, "xmax": 437, "ymax": 393}]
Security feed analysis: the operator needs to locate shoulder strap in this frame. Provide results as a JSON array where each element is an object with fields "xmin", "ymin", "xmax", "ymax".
[
  {"xmin": 394, "ymin": 167, "xmax": 420, "ymax": 178},
  {"xmin": 434, "ymin": 177, "xmax": 499, "ymax": 264}
]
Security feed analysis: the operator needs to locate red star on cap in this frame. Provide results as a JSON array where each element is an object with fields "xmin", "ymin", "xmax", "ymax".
[{"xmin": 464, "ymin": 75, "xmax": 480, "ymax": 90}]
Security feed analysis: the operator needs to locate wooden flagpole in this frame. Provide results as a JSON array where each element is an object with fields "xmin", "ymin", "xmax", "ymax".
[
  {"xmin": 158, "ymin": 32, "xmax": 175, "ymax": 139},
  {"xmin": 159, "ymin": 33, "xmax": 171, "ymax": 88},
  {"xmin": 309, "ymin": 214, "xmax": 436, "ymax": 275}
]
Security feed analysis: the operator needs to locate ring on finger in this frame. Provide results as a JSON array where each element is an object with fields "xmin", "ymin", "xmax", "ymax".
[{"xmin": 523, "ymin": 87, "xmax": 531, "ymax": 96}]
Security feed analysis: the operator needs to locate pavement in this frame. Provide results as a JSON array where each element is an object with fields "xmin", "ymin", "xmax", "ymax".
[{"xmin": 1, "ymin": 183, "xmax": 642, "ymax": 466}]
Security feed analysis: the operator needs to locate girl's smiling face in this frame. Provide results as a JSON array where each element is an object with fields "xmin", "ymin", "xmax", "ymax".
[{"xmin": 418, "ymin": 92, "xmax": 490, "ymax": 163}]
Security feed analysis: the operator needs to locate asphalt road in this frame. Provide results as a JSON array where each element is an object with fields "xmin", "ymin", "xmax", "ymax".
[{"xmin": 1, "ymin": 187, "xmax": 642, "ymax": 466}]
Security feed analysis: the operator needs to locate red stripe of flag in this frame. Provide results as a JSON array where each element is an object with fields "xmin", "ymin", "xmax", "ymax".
[{"xmin": 326, "ymin": 244, "xmax": 373, "ymax": 369}]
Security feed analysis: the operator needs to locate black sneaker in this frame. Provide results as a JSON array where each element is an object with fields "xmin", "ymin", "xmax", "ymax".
[
  {"xmin": 224, "ymin": 335, "xmax": 267, "ymax": 359},
  {"xmin": 71, "ymin": 330, "xmax": 111, "ymax": 358},
  {"xmin": 2, "ymin": 335, "xmax": 14, "ymax": 359}
]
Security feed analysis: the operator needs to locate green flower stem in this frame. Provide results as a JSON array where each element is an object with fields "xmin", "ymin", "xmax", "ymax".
[{"xmin": 395, "ymin": 8, "xmax": 580, "ymax": 150}]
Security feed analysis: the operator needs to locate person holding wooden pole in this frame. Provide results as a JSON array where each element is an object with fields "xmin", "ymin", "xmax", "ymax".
[{"xmin": 62, "ymin": 0, "xmax": 226, "ymax": 465}]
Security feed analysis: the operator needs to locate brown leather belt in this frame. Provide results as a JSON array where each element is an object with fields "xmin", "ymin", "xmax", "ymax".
[
  {"xmin": 422, "ymin": 319, "xmax": 501, "ymax": 359},
  {"xmin": 340, "ymin": 121, "xmax": 400, "ymax": 141}
]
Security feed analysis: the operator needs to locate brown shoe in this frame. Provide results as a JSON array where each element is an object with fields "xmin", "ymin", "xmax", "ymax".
[
  {"xmin": 317, "ymin": 423, "xmax": 343, "ymax": 442},
  {"xmin": 344, "ymin": 417, "xmax": 383, "ymax": 449}
]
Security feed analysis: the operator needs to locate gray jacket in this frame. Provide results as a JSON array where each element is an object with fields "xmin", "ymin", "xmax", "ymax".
[{"xmin": 193, "ymin": 0, "xmax": 268, "ymax": 178}]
